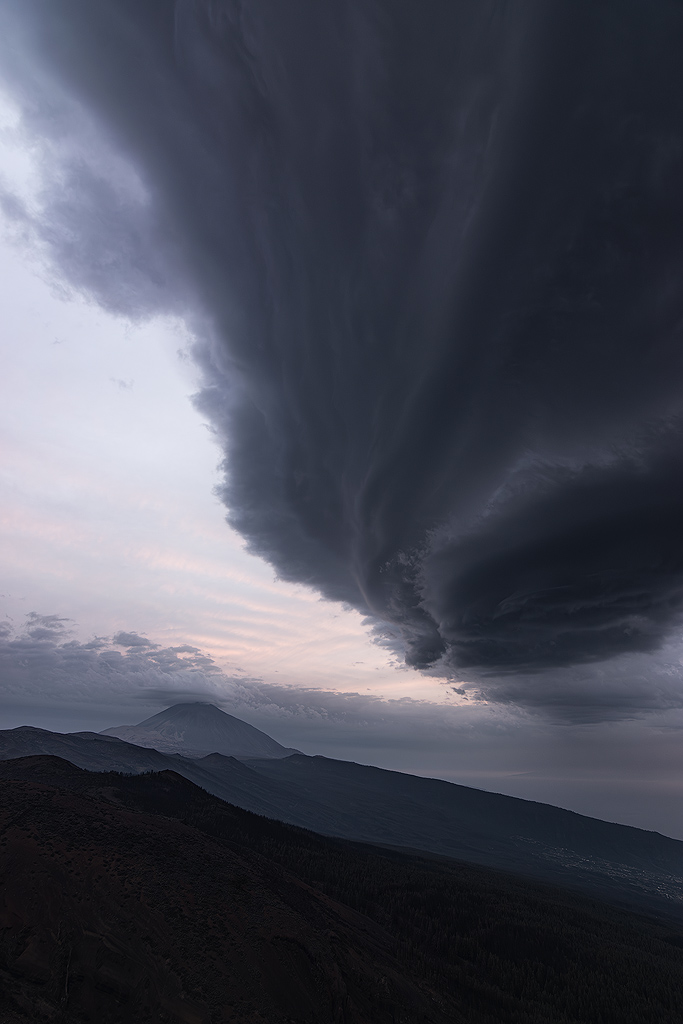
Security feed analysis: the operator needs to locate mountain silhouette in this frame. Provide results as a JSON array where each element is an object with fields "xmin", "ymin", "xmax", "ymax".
[{"xmin": 101, "ymin": 701, "xmax": 299, "ymax": 758}]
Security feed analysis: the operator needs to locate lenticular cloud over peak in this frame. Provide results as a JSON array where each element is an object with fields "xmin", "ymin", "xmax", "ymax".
[{"xmin": 4, "ymin": 0, "xmax": 683, "ymax": 683}]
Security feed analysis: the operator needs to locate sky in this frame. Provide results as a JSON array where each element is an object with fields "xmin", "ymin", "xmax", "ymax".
[{"xmin": 3, "ymin": 0, "xmax": 683, "ymax": 838}]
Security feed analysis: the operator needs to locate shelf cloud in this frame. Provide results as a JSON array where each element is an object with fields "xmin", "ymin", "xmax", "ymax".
[{"xmin": 3, "ymin": 1, "xmax": 683, "ymax": 696}]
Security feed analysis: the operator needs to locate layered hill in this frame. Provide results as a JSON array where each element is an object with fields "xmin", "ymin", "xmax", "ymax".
[
  {"xmin": 101, "ymin": 702, "xmax": 299, "ymax": 758},
  {"xmin": 2, "ymin": 723, "xmax": 683, "ymax": 926},
  {"xmin": 240, "ymin": 753, "xmax": 683, "ymax": 922},
  {"xmin": 3, "ymin": 755, "xmax": 683, "ymax": 1024},
  {"xmin": 0, "ymin": 725, "xmax": 174, "ymax": 773}
]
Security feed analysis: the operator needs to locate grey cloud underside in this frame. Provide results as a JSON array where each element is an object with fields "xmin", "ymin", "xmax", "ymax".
[
  {"xmin": 0, "ymin": 615, "xmax": 227, "ymax": 696},
  {"xmin": 5, "ymin": 0, "xmax": 683, "ymax": 676}
]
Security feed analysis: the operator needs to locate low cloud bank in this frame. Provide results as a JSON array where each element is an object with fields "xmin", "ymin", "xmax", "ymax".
[{"xmin": 3, "ymin": 613, "xmax": 683, "ymax": 733}]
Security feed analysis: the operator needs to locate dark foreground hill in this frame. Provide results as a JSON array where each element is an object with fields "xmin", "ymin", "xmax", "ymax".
[
  {"xmin": 101, "ymin": 702, "xmax": 299, "ymax": 758},
  {"xmin": 3, "ymin": 756, "xmax": 683, "ymax": 1024},
  {"xmin": 2, "ymin": 726, "xmax": 683, "ymax": 926},
  {"xmin": 0, "ymin": 757, "xmax": 440, "ymax": 1024}
]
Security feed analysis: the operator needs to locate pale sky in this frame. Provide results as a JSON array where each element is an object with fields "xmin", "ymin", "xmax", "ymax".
[{"xmin": 0, "ymin": 85, "xmax": 436, "ymax": 700}]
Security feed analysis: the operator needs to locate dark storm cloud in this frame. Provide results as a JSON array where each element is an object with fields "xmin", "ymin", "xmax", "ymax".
[{"xmin": 4, "ymin": 1, "xmax": 683, "ymax": 693}]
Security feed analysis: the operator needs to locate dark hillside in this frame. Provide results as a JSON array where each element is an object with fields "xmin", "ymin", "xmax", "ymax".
[
  {"xmin": 2, "ymin": 756, "xmax": 683, "ymax": 1023},
  {"xmin": 0, "ymin": 759, "xmax": 451, "ymax": 1024},
  {"xmin": 4, "ymin": 728, "xmax": 683, "ymax": 928},
  {"xmin": 242, "ymin": 753, "xmax": 683, "ymax": 920}
]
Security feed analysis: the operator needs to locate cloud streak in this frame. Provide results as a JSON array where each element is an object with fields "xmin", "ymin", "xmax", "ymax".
[{"xmin": 3, "ymin": 1, "xmax": 683, "ymax": 702}]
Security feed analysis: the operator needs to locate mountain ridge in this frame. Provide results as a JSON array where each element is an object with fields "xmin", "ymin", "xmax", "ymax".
[{"xmin": 101, "ymin": 701, "xmax": 299, "ymax": 759}]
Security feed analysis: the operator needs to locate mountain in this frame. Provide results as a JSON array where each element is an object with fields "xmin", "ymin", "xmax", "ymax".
[
  {"xmin": 3, "ymin": 754, "xmax": 683, "ymax": 1024},
  {"xmin": 101, "ymin": 701, "xmax": 299, "ymax": 758},
  {"xmin": 2, "ymin": 723, "xmax": 683, "ymax": 926}
]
